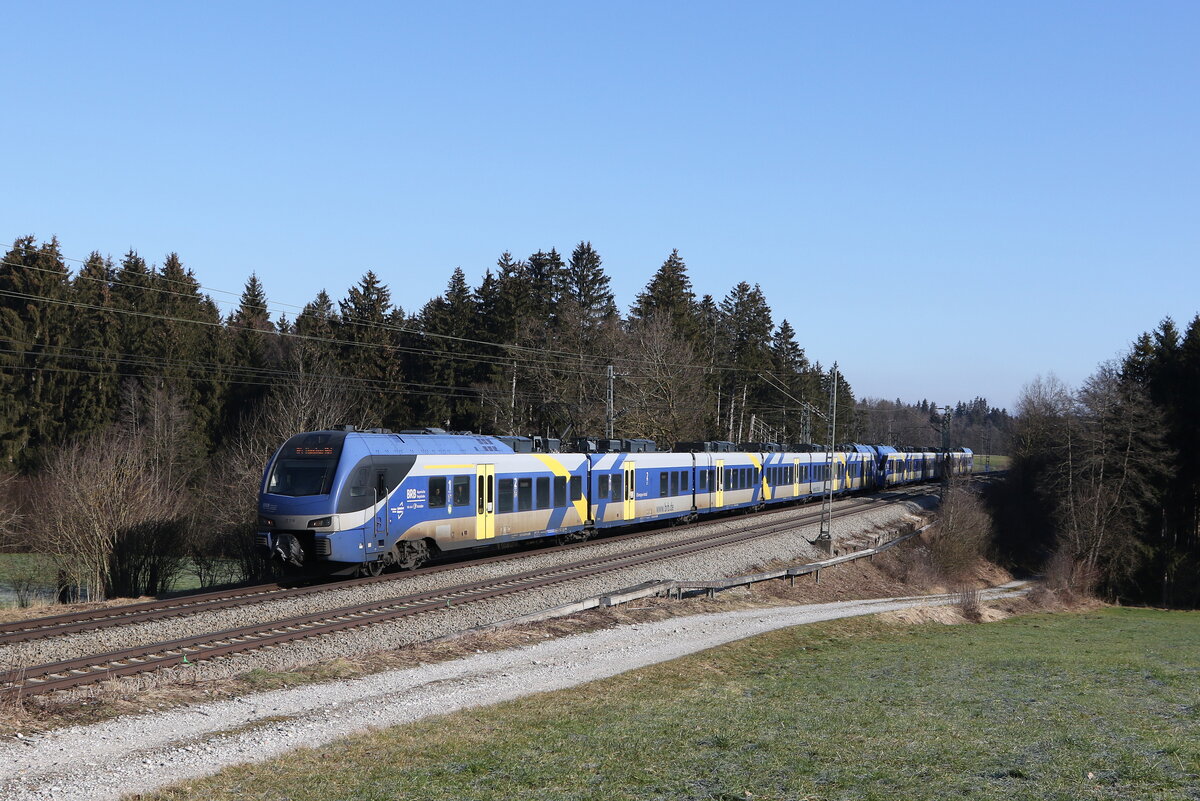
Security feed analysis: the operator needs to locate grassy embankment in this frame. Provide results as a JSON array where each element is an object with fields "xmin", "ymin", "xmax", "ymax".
[
  {"xmin": 973, "ymin": 453, "xmax": 1011, "ymax": 471},
  {"xmin": 147, "ymin": 607, "xmax": 1199, "ymax": 801}
]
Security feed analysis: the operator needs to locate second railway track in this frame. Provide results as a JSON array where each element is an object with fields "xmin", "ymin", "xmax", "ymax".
[
  {"xmin": 0, "ymin": 490, "xmax": 927, "ymax": 698},
  {"xmin": 0, "ymin": 489, "xmax": 930, "ymax": 647}
]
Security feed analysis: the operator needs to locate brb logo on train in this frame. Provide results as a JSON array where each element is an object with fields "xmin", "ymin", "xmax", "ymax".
[{"xmin": 405, "ymin": 487, "xmax": 427, "ymax": 510}]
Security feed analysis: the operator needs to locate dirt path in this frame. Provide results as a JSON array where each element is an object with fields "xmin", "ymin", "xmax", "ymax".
[{"xmin": 0, "ymin": 582, "xmax": 1028, "ymax": 801}]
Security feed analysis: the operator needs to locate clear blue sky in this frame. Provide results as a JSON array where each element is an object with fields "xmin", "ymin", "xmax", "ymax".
[{"xmin": 3, "ymin": 1, "xmax": 1197, "ymax": 411}]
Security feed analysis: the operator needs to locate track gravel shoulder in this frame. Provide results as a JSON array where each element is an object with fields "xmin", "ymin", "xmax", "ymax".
[{"xmin": 0, "ymin": 581, "xmax": 1028, "ymax": 801}]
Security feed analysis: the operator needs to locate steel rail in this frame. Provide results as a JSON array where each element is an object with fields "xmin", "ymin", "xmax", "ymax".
[
  {"xmin": 0, "ymin": 498, "xmax": 889, "ymax": 698},
  {"xmin": 0, "ymin": 487, "xmax": 927, "ymax": 646}
]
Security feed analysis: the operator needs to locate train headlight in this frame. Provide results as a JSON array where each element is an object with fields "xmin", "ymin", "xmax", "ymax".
[
  {"xmin": 307, "ymin": 516, "xmax": 333, "ymax": 529},
  {"xmin": 258, "ymin": 516, "xmax": 275, "ymax": 528}
]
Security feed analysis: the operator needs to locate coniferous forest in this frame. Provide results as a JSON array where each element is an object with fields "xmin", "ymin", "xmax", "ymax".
[{"xmin": 0, "ymin": 234, "xmax": 999, "ymax": 600}]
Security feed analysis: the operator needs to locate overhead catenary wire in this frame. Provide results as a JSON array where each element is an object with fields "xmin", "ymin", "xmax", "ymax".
[
  {"xmin": 0, "ymin": 253, "xmax": 667, "ymax": 371},
  {"xmin": 0, "ymin": 243, "xmax": 806, "ymax": 377},
  {"xmin": 0, "ymin": 283, "xmax": 621, "ymax": 379},
  {"xmin": 0, "ymin": 342, "xmax": 559, "ymax": 407}
]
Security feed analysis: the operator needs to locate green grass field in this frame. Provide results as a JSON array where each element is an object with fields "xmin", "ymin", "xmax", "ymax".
[
  {"xmin": 148, "ymin": 607, "xmax": 1200, "ymax": 801},
  {"xmin": 0, "ymin": 554, "xmax": 234, "ymax": 607},
  {"xmin": 973, "ymin": 453, "xmax": 1011, "ymax": 470}
]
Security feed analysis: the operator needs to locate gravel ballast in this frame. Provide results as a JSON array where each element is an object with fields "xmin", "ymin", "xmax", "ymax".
[
  {"xmin": 0, "ymin": 581, "xmax": 1028, "ymax": 801},
  {"xmin": 0, "ymin": 495, "xmax": 934, "ymax": 690}
]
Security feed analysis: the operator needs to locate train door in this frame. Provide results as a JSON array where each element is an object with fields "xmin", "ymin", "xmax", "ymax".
[
  {"xmin": 475, "ymin": 464, "xmax": 495, "ymax": 540},
  {"xmin": 623, "ymin": 462, "xmax": 636, "ymax": 520},
  {"xmin": 373, "ymin": 467, "xmax": 388, "ymax": 541},
  {"xmin": 715, "ymin": 460, "xmax": 725, "ymax": 508},
  {"xmin": 792, "ymin": 457, "xmax": 800, "ymax": 498}
]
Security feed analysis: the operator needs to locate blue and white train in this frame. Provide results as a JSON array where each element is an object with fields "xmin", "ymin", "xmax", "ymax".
[{"xmin": 256, "ymin": 428, "xmax": 972, "ymax": 575}]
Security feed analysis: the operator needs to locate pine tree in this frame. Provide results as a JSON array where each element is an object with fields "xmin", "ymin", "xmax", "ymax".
[
  {"xmin": 767, "ymin": 319, "xmax": 816, "ymax": 442},
  {"xmin": 222, "ymin": 274, "xmax": 277, "ymax": 432},
  {"xmin": 112, "ymin": 250, "xmax": 155, "ymax": 376},
  {"xmin": 64, "ymin": 252, "xmax": 120, "ymax": 438},
  {"xmin": 0, "ymin": 236, "xmax": 71, "ymax": 464},
  {"xmin": 716, "ymin": 282, "xmax": 776, "ymax": 438},
  {"xmin": 293, "ymin": 289, "xmax": 339, "ymax": 368},
  {"xmin": 629, "ymin": 249, "xmax": 699, "ymax": 342},
  {"xmin": 488, "ymin": 252, "xmax": 530, "ymax": 346},
  {"xmin": 419, "ymin": 267, "xmax": 480, "ymax": 429},
  {"xmin": 525, "ymin": 248, "xmax": 567, "ymax": 330},
  {"xmin": 338, "ymin": 271, "xmax": 407, "ymax": 427},
  {"xmin": 770, "ymin": 319, "xmax": 808, "ymax": 374},
  {"xmin": 696, "ymin": 294, "xmax": 721, "ymax": 366},
  {"xmin": 154, "ymin": 253, "xmax": 223, "ymax": 448},
  {"xmin": 564, "ymin": 241, "xmax": 617, "ymax": 327}
]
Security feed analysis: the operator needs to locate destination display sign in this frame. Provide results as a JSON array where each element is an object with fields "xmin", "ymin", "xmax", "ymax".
[{"xmin": 293, "ymin": 446, "xmax": 335, "ymax": 456}]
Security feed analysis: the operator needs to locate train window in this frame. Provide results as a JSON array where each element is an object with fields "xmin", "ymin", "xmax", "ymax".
[
  {"xmin": 429, "ymin": 477, "xmax": 447, "ymax": 508},
  {"xmin": 670, "ymin": 471, "xmax": 679, "ymax": 496},
  {"xmin": 598, "ymin": 474, "xmax": 609, "ymax": 498},
  {"xmin": 536, "ymin": 476, "xmax": 550, "ymax": 510},
  {"xmin": 518, "ymin": 477, "xmax": 533, "ymax": 511},
  {"xmin": 498, "ymin": 479, "xmax": 514, "ymax": 513},
  {"xmin": 347, "ymin": 467, "xmax": 369, "ymax": 497},
  {"xmin": 453, "ymin": 476, "xmax": 470, "ymax": 507},
  {"xmin": 570, "ymin": 475, "xmax": 582, "ymax": 501},
  {"xmin": 660, "ymin": 472, "xmax": 669, "ymax": 497},
  {"xmin": 554, "ymin": 475, "xmax": 567, "ymax": 507},
  {"xmin": 611, "ymin": 474, "xmax": 622, "ymax": 502},
  {"xmin": 681, "ymin": 471, "xmax": 689, "ymax": 492},
  {"xmin": 477, "ymin": 476, "xmax": 485, "ymax": 513},
  {"xmin": 699, "ymin": 470, "xmax": 708, "ymax": 491}
]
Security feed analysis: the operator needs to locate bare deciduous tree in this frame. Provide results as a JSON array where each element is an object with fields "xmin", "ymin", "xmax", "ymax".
[
  {"xmin": 619, "ymin": 315, "xmax": 707, "ymax": 446},
  {"xmin": 0, "ymin": 471, "xmax": 21, "ymax": 549},
  {"xmin": 29, "ymin": 385, "xmax": 197, "ymax": 600},
  {"xmin": 193, "ymin": 368, "xmax": 363, "ymax": 582},
  {"xmin": 929, "ymin": 478, "xmax": 993, "ymax": 581},
  {"xmin": 1013, "ymin": 367, "xmax": 1169, "ymax": 597}
]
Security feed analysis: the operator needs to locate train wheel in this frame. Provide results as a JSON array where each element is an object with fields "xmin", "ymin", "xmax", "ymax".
[
  {"xmin": 395, "ymin": 540, "xmax": 430, "ymax": 570},
  {"xmin": 359, "ymin": 560, "xmax": 384, "ymax": 578}
]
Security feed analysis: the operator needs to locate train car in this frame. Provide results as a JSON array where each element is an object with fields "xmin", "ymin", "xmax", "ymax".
[
  {"xmin": 947, "ymin": 447, "xmax": 974, "ymax": 477},
  {"xmin": 588, "ymin": 451, "xmax": 697, "ymax": 528},
  {"xmin": 258, "ymin": 427, "xmax": 594, "ymax": 575},
  {"xmin": 257, "ymin": 428, "xmax": 973, "ymax": 576}
]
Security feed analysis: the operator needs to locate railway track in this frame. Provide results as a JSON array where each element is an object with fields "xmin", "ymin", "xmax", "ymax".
[
  {"xmin": 0, "ymin": 487, "xmax": 929, "ymax": 648},
  {"xmin": 0, "ymin": 494, "xmax": 907, "ymax": 698}
]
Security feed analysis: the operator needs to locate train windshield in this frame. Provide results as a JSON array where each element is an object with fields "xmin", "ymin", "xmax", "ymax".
[{"xmin": 266, "ymin": 431, "xmax": 347, "ymax": 497}]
